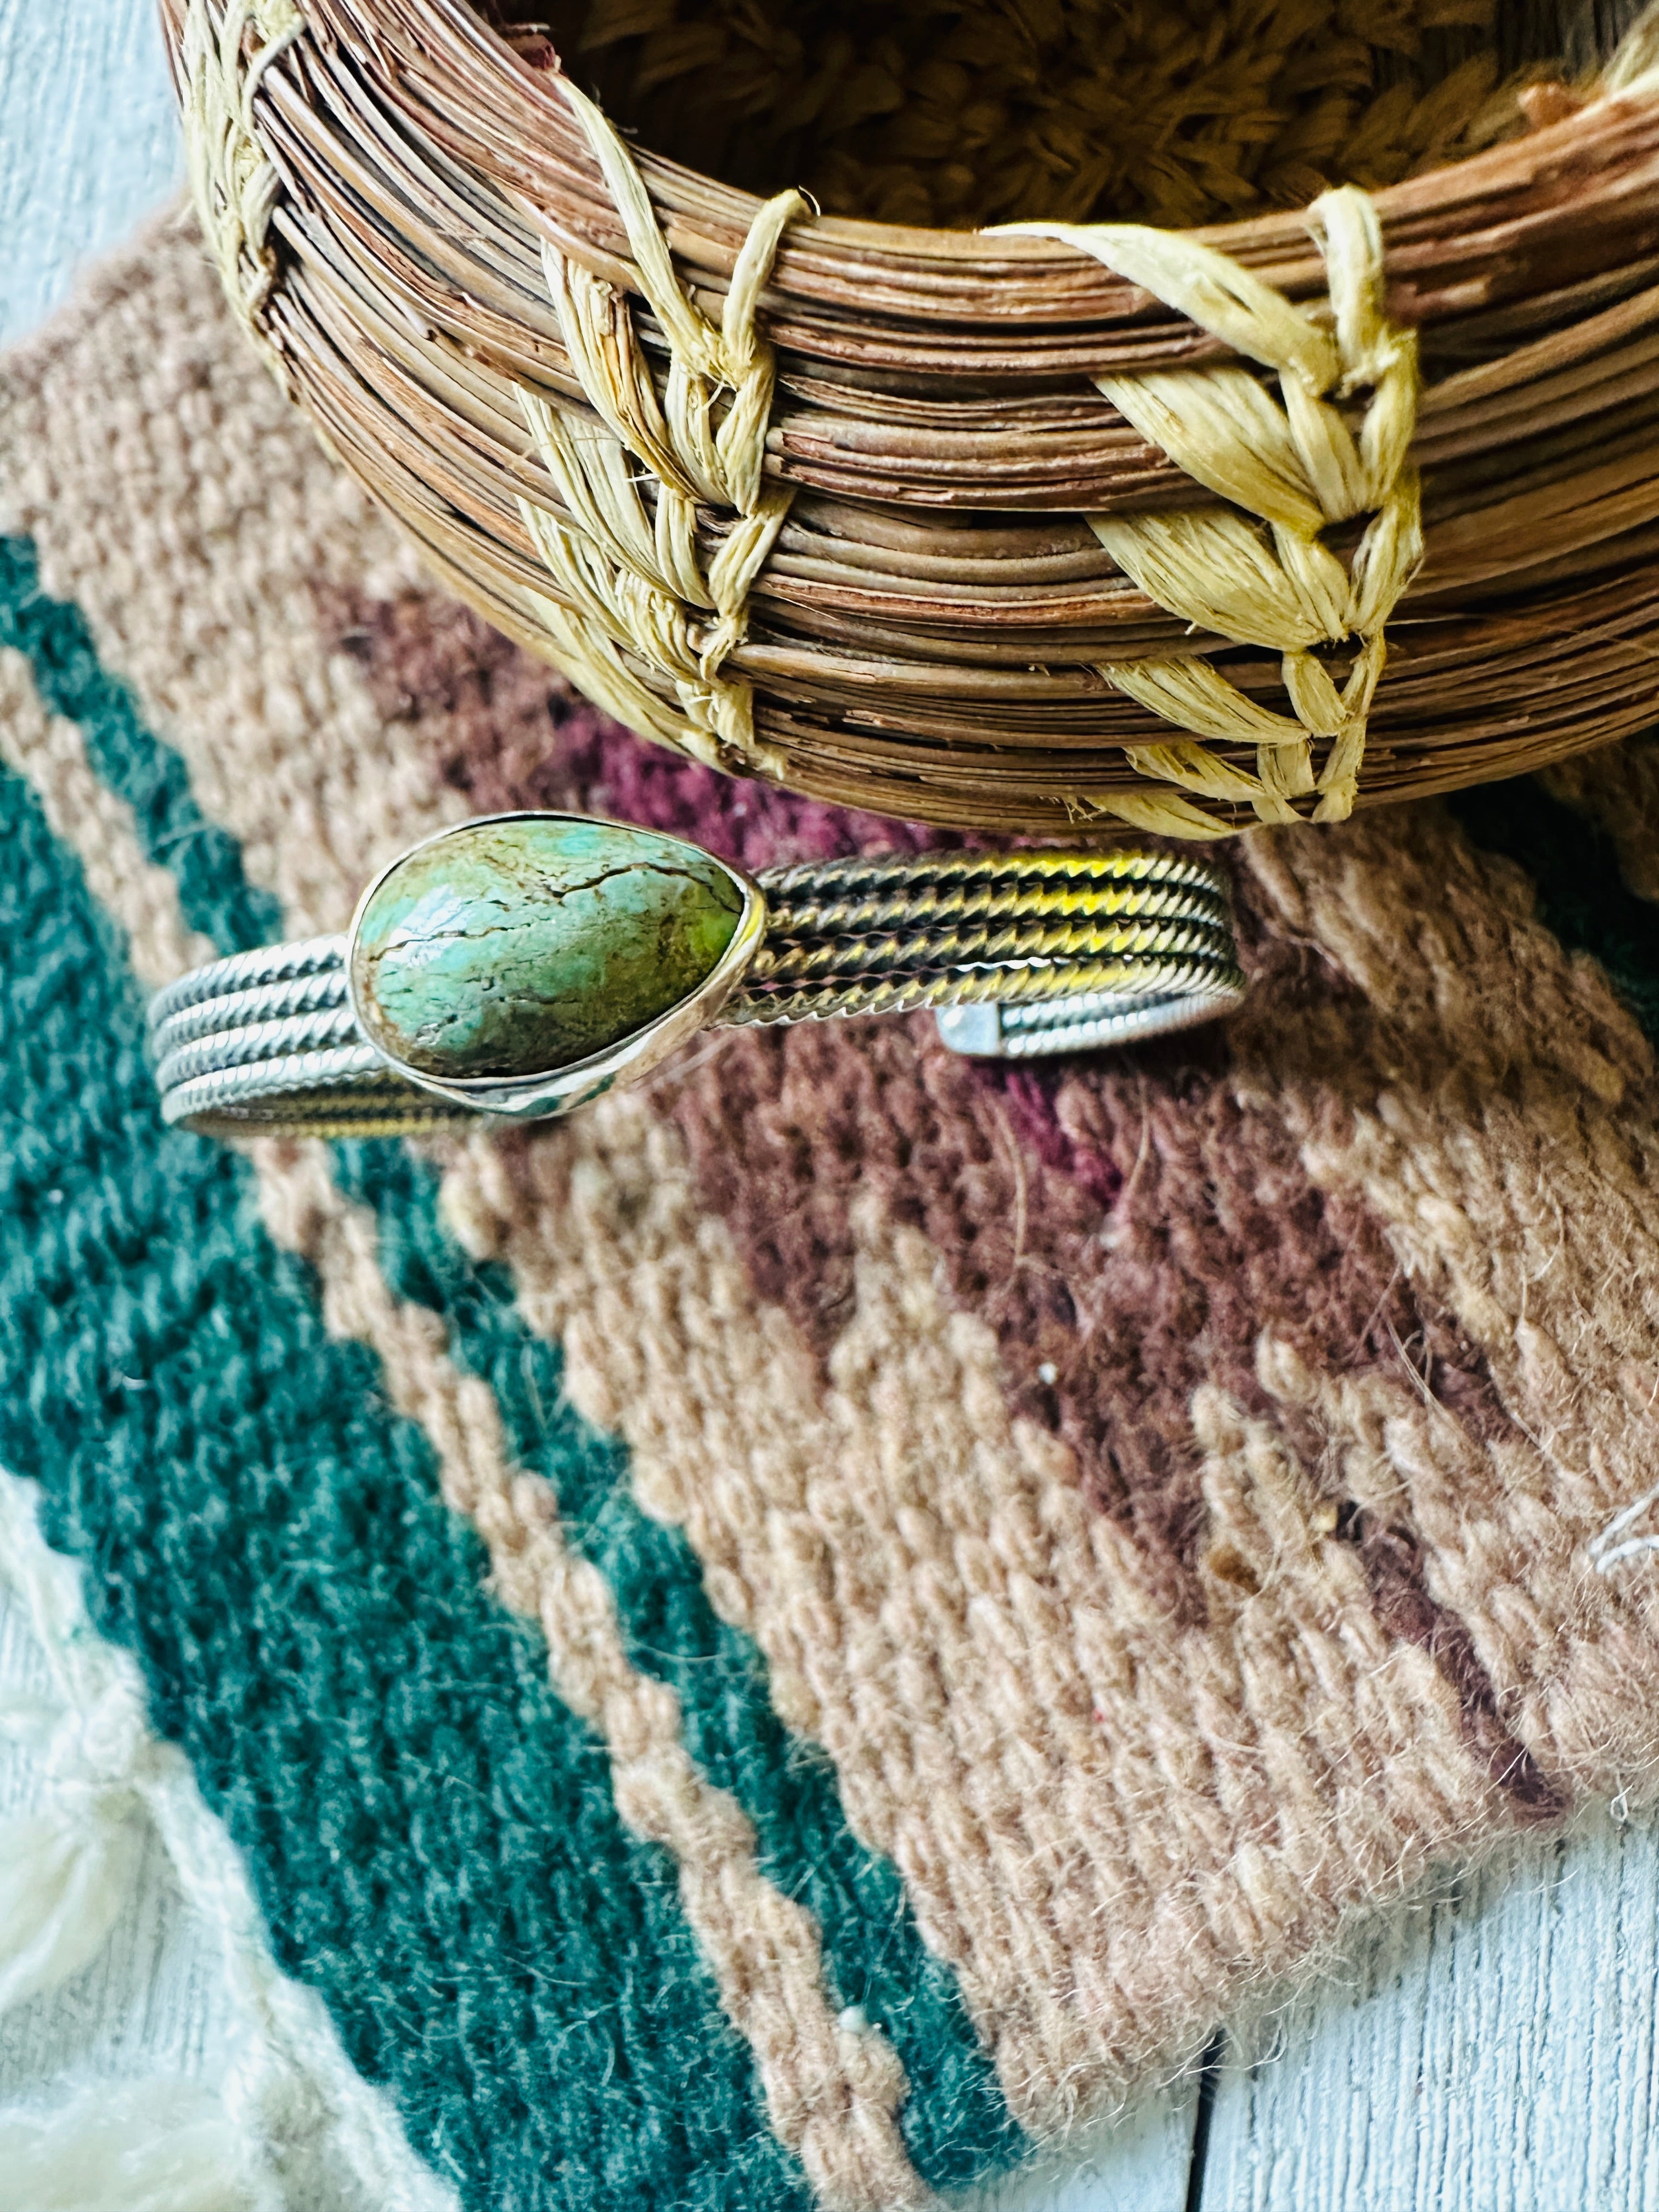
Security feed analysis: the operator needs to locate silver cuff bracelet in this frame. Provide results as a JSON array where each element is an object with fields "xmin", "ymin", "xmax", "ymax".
[{"xmin": 148, "ymin": 814, "xmax": 1246, "ymax": 1138}]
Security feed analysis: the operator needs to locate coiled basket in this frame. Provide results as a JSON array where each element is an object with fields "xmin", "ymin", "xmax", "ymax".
[{"xmin": 162, "ymin": 0, "xmax": 1659, "ymax": 837}]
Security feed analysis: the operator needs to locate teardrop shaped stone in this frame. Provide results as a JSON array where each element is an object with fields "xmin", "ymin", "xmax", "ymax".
[{"xmin": 350, "ymin": 817, "xmax": 746, "ymax": 1080}]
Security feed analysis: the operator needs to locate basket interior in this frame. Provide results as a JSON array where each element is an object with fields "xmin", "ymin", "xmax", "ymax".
[{"xmin": 486, "ymin": 0, "xmax": 1634, "ymax": 230}]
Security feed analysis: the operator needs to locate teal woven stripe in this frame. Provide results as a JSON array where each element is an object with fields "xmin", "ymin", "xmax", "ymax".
[
  {"xmin": 0, "ymin": 530, "xmax": 1022, "ymax": 2191},
  {"xmin": 0, "ymin": 763, "xmax": 809, "ymax": 2209},
  {"xmin": 336, "ymin": 1141, "xmax": 1028, "ymax": 2192},
  {"xmin": 0, "ymin": 535, "xmax": 280, "ymax": 952},
  {"xmin": 1449, "ymin": 775, "xmax": 1659, "ymax": 1041}
]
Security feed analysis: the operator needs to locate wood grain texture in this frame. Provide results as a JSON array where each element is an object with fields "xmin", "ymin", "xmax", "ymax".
[
  {"xmin": 0, "ymin": 1575, "xmax": 240, "ymax": 2107},
  {"xmin": 1200, "ymin": 1810, "xmax": 1659, "ymax": 2210},
  {"xmin": 958, "ymin": 2090, "xmax": 1199, "ymax": 2212},
  {"xmin": 0, "ymin": 0, "xmax": 182, "ymax": 345}
]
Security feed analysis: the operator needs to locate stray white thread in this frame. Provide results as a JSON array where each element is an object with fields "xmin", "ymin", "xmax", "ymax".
[{"xmin": 1588, "ymin": 1476, "xmax": 1659, "ymax": 1573}]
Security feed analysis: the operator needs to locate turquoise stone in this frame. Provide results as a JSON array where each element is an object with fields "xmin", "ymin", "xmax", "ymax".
[{"xmin": 350, "ymin": 817, "xmax": 746, "ymax": 1080}]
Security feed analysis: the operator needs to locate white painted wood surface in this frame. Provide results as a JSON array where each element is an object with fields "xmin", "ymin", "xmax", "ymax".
[
  {"xmin": 958, "ymin": 2087, "xmax": 1197, "ymax": 2212},
  {"xmin": 0, "ymin": 1571, "xmax": 240, "ymax": 2115},
  {"xmin": 1203, "ymin": 1810, "xmax": 1659, "ymax": 2210},
  {"xmin": 3, "ymin": 8, "xmax": 1655, "ymax": 2207},
  {"xmin": 0, "ymin": 0, "xmax": 182, "ymax": 345}
]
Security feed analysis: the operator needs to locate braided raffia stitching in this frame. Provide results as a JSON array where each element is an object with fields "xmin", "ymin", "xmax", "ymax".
[
  {"xmin": 518, "ymin": 82, "xmax": 805, "ymax": 775},
  {"xmin": 1007, "ymin": 187, "xmax": 1420, "ymax": 835},
  {"xmin": 178, "ymin": 0, "xmax": 304, "ymax": 375}
]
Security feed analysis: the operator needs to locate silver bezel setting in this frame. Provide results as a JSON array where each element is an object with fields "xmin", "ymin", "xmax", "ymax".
[{"xmin": 343, "ymin": 810, "xmax": 768, "ymax": 1121}]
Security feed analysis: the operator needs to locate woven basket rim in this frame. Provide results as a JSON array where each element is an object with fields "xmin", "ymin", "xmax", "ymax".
[{"xmin": 302, "ymin": 0, "xmax": 1659, "ymax": 334}]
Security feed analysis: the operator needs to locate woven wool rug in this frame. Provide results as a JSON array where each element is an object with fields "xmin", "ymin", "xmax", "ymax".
[{"xmin": 5, "ymin": 210, "xmax": 1659, "ymax": 2210}]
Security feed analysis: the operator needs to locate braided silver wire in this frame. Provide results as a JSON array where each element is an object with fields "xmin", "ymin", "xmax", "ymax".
[
  {"xmin": 147, "ymin": 935, "xmax": 348, "ymax": 1026},
  {"xmin": 159, "ymin": 1043, "xmax": 394, "ymax": 1123},
  {"xmin": 150, "ymin": 966, "xmax": 350, "ymax": 1059}
]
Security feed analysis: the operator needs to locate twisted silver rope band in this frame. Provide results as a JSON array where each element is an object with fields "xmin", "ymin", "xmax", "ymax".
[{"xmin": 149, "ymin": 850, "xmax": 1245, "ymax": 1137}]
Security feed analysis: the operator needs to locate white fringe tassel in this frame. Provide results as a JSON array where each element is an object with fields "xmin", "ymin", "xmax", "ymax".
[
  {"xmin": 0, "ymin": 1469, "xmax": 458, "ymax": 2212},
  {"xmin": 0, "ymin": 2078, "xmax": 276, "ymax": 2212}
]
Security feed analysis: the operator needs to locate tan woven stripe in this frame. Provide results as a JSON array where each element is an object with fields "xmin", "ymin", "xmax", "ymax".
[
  {"xmin": 0, "ymin": 646, "xmax": 213, "ymax": 988},
  {"xmin": 0, "ymin": 211, "xmax": 460, "ymax": 938},
  {"xmin": 1237, "ymin": 811, "xmax": 1659, "ymax": 1796},
  {"xmin": 1183, "ymin": 1378, "xmax": 1509, "ymax": 1906},
  {"xmin": 1256, "ymin": 1326, "xmax": 1580, "ymax": 1796},
  {"xmin": 0, "ymin": 647, "xmax": 923, "ymax": 2211},
  {"xmin": 255, "ymin": 1146, "xmax": 926, "ymax": 2212},
  {"xmin": 440, "ymin": 1099, "xmax": 1504, "ymax": 2131}
]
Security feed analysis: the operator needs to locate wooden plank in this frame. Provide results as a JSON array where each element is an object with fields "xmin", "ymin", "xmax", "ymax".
[
  {"xmin": 959, "ymin": 2084, "xmax": 1200, "ymax": 2212},
  {"xmin": 0, "ymin": 1573, "xmax": 239, "ymax": 2104},
  {"xmin": 1199, "ymin": 1810, "xmax": 1659, "ymax": 2210},
  {"xmin": 0, "ymin": 0, "xmax": 182, "ymax": 346}
]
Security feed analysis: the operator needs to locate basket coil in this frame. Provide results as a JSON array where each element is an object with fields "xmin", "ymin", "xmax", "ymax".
[{"xmin": 163, "ymin": 0, "xmax": 1659, "ymax": 837}]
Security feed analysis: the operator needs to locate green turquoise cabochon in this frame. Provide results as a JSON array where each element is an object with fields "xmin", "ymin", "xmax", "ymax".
[{"xmin": 349, "ymin": 815, "xmax": 748, "ymax": 1081}]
